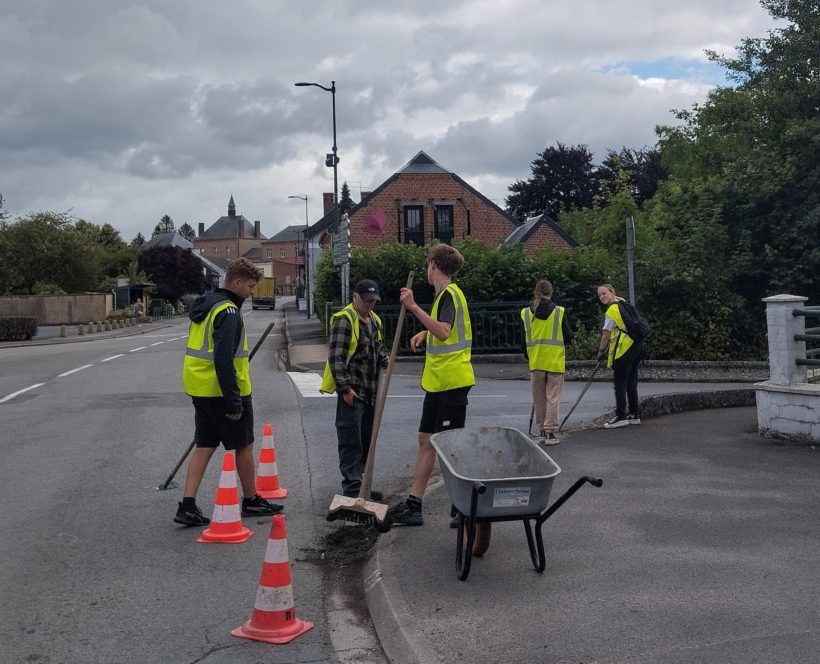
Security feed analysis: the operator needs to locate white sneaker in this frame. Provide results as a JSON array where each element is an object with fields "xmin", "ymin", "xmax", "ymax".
[
  {"xmin": 603, "ymin": 416, "xmax": 629, "ymax": 429},
  {"xmin": 628, "ymin": 415, "xmax": 641, "ymax": 425},
  {"xmin": 543, "ymin": 432, "xmax": 560, "ymax": 446}
]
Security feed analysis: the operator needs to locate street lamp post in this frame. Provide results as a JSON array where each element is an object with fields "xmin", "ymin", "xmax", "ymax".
[
  {"xmin": 288, "ymin": 194, "xmax": 310, "ymax": 318},
  {"xmin": 294, "ymin": 80, "xmax": 346, "ymax": 303}
]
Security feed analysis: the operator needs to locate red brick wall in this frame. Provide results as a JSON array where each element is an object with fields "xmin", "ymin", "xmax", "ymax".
[
  {"xmin": 520, "ymin": 225, "xmax": 573, "ymax": 257},
  {"xmin": 193, "ymin": 238, "xmax": 263, "ymax": 260},
  {"xmin": 347, "ymin": 173, "xmax": 517, "ymax": 249}
]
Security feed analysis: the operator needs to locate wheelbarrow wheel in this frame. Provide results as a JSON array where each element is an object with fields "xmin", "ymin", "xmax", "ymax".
[
  {"xmin": 455, "ymin": 513, "xmax": 475, "ymax": 581},
  {"xmin": 472, "ymin": 522, "xmax": 492, "ymax": 557}
]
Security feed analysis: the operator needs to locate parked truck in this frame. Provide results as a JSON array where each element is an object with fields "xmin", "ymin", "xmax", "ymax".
[{"xmin": 251, "ymin": 276, "xmax": 276, "ymax": 310}]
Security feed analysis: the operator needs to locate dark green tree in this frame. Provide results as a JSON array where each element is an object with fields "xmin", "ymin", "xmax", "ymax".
[
  {"xmin": 178, "ymin": 222, "xmax": 196, "ymax": 242},
  {"xmin": 506, "ymin": 143, "xmax": 600, "ymax": 221},
  {"xmin": 138, "ymin": 245, "xmax": 205, "ymax": 302},
  {"xmin": 339, "ymin": 182, "xmax": 354, "ymax": 214},
  {"xmin": 131, "ymin": 232, "xmax": 146, "ymax": 248},
  {"xmin": 152, "ymin": 214, "xmax": 175, "ymax": 237}
]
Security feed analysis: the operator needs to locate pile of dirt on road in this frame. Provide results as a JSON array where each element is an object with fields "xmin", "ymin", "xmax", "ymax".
[{"xmin": 299, "ymin": 524, "xmax": 380, "ymax": 571}]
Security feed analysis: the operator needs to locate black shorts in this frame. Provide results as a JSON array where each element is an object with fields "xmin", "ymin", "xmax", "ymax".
[
  {"xmin": 419, "ymin": 386, "xmax": 471, "ymax": 434},
  {"xmin": 192, "ymin": 396, "xmax": 255, "ymax": 450}
]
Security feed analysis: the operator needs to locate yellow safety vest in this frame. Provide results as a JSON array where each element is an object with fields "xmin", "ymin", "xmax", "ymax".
[
  {"xmin": 421, "ymin": 283, "xmax": 475, "ymax": 392},
  {"xmin": 521, "ymin": 305, "xmax": 565, "ymax": 372},
  {"xmin": 320, "ymin": 304, "xmax": 383, "ymax": 394},
  {"xmin": 182, "ymin": 300, "xmax": 251, "ymax": 397},
  {"xmin": 605, "ymin": 302, "xmax": 634, "ymax": 368}
]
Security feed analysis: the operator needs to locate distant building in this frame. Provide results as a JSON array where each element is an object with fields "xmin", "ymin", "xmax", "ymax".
[
  {"xmin": 193, "ymin": 196, "xmax": 266, "ymax": 261},
  {"xmin": 261, "ymin": 225, "xmax": 307, "ymax": 296},
  {"xmin": 143, "ymin": 231, "xmax": 193, "ymax": 251}
]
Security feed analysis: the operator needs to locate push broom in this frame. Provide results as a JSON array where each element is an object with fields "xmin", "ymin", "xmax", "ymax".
[{"xmin": 326, "ymin": 272, "xmax": 414, "ymax": 530}]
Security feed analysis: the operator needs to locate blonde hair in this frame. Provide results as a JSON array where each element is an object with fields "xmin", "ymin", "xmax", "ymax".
[{"xmin": 531, "ymin": 280, "xmax": 553, "ymax": 310}]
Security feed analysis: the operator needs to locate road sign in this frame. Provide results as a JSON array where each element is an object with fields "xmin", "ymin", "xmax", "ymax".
[{"xmin": 332, "ymin": 224, "xmax": 349, "ymax": 266}]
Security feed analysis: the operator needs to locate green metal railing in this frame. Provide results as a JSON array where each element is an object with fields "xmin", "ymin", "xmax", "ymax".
[
  {"xmin": 793, "ymin": 305, "xmax": 820, "ymax": 369},
  {"xmin": 327, "ymin": 301, "xmax": 530, "ymax": 355}
]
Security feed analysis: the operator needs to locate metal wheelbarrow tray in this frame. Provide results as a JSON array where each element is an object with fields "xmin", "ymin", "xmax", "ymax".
[{"xmin": 431, "ymin": 426, "xmax": 602, "ymax": 580}]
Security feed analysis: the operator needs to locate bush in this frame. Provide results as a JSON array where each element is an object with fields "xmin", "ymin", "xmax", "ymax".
[{"xmin": 0, "ymin": 316, "xmax": 38, "ymax": 341}]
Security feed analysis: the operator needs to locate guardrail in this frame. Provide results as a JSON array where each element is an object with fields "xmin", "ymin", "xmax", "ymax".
[
  {"xmin": 793, "ymin": 305, "xmax": 820, "ymax": 379},
  {"xmin": 327, "ymin": 301, "xmax": 530, "ymax": 355}
]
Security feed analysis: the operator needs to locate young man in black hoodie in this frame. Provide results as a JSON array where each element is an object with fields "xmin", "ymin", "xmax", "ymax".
[
  {"xmin": 174, "ymin": 258, "xmax": 282, "ymax": 526},
  {"xmin": 521, "ymin": 280, "xmax": 573, "ymax": 445}
]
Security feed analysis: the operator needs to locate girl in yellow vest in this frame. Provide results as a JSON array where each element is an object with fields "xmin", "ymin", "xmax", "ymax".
[
  {"xmin": 388, "ymin": 244, "xmax": 474, "ymax": 526},
  {"xmin": 521, "ymin": 280, "xmax": 573, "ymax": 445},
  {"xmin": 596, "ymin": 283, "xmax": 643, "ymax": 429}
]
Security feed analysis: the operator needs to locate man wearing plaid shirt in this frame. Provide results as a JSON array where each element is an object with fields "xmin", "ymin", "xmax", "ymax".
[{"xmin": 320, "ymin": 279, "xmax": 387, "ymax": 499}]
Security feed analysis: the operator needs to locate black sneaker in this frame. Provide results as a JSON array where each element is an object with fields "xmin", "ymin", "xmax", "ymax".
[
  {"xmin": 603, "ymin": 415, "xmax": 629, "ymax": 429},
  {"xmin": 449, "ymin": 514, "xmax": 460, "ymax": 528},
  {"xmin": 173, "ymin": 502, "xmax": 210, "ymax": 527},
  {"xmin": 628, "ymin": 414, "xmax": 642, "ymax": 425},
  {"xmin": 387, "ymin": 501, "xmax": 424, "ymax": 526},
  {"xmin": 241, "ymin": 494, "xmax": 284, "ymax": 517}
]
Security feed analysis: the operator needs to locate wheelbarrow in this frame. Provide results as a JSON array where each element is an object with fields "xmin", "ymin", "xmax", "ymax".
[{"xmin": 430, "ymin": 426, "xmax": 602, "ymax": 581}]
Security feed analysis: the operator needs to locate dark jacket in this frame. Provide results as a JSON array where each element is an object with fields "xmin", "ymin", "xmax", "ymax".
[{"xmin": 188, "ymin": 288, "xmax": 247, "ymax": 413}]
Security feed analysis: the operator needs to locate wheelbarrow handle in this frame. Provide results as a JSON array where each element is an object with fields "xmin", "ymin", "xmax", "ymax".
[{"xmin": 536, "ymin": 475, "xmax": 603, "ymax": 526}]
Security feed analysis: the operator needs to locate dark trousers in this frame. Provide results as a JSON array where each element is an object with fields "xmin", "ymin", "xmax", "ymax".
[
  {"xmin": 612, "ymin": 341, "xmax": 643, "ymax": 419},
  {"xmin": 335, "ymin": 395, "xmax": 375, "ymax": 496}
]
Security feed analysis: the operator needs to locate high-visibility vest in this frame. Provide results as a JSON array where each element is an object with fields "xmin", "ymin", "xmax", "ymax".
[
  {"xmin": 182, "ymin": 299, "xmax": 250, "ymax": 397},
  {"xmin": 320, "ymin": 304, "xmax": 383, "ymax": 394},
  {"xmin": 605, "ymin": 301, "xmax": 634, "ymax": 368},
  {"xmin": 421, "ymin": 283, "xmax": 475, "ymax": 393},
  {"xmin": 521, "ymin": 305, "xmax": 565, "ymax": 372}
]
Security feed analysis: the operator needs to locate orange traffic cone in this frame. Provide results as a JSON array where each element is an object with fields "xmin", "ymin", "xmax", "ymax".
[
  {"xmin": 197, "ymin": 451, "xmax": 253, "ymax": 544},
  {"xmin": 255, "ymin": 423, "xmax": 287, "ymax": 500},
  {"xmin": 231, "ymin": 514, "xmax": 314, "ymax": 644}
]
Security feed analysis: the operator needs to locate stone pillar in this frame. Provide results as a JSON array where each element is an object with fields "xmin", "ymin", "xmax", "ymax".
[
  {"xmin": 77, "ymin": 324, "xmax": 84, "ymax": 336},
  {"xmin": 96, "ymin": 321, "xmax": 103, "ymax": 333},
  {"xmin": 104, "ymin": 320, "xmax": 111, "ymax": 331},
  {"xmin": 59, "ymin": 325, "xmax": 66, "ymax": 338},
  {"xmin": 87, "ymin": 322, "xmax": 94, "ymax": 334},
  {"xmin": 763, "ymin": 294, "xmax": 808, "ymax": 386}
]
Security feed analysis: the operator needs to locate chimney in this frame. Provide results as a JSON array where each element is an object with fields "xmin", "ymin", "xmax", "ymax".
[
  {"xmin": 198, "ymin": 222, "xmax": 204, "ymax": 237},
  {"xmin": 361, "ymin": 191, "xmax": 372, "ymax": 202},
  {"xmin": 254, "ymin": 220, "xmax": 261, "ymax": 238},
  {"xmin": 323, "ymin": 192, "xmax": 334, "ymax": 216},
  {"xmin": 238, "ymin": 218, "xmax": 243, "ymax": 238}
]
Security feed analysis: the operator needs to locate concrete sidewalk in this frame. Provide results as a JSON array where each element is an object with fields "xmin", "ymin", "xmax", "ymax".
[
  {"xmin": 282, "ymin": 300, "xmax": 818, "ymax": 663},
  {"xmin": 0, "ymin": 319, "xmax": 175, "ymax": 348}
]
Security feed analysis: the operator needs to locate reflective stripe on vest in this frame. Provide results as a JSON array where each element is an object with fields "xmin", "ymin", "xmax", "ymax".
[
  {"xmin": 320, "ymin": 304, "xmax": 383, "ymax": 394},
  {"xmin": 182, "ymin": 300, "xmax": 251, "ymax": 397},
  {"xmin": 605, "ymin": 301, "xmax": 634, "ymax": 368},
  {"xmin": 421, "ymin": 283, "xmax": 475, "ymax": 392},
  {"xmin": 521, "ymin": 305, "xmax": 565, "ymax": 372}
]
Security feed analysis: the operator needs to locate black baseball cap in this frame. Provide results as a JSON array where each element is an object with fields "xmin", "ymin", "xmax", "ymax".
[{"xmin": 353, "ymin": 279, "xmax": 381, "ymax": 301}]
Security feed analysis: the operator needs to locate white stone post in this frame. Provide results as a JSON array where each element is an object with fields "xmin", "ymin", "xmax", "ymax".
[{"xmin": 763, "ymin": 294, "xmax": 807, "ymax": 386}]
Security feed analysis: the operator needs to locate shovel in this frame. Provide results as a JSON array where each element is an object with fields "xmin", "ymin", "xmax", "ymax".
[{"xmin": 557, "ymin": 359, "xmax": 603, "ymax": 433}]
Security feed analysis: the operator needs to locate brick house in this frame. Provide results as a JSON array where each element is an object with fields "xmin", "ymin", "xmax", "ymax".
[
  {"xmin": 306, "ymin": 151, "xmax": 575, "ymax": 256},
  {"xmin": 193, "ymin": 196, "xmax": 267, "ymax": 261},
  {"xmin": 260, "ymin": 225, "xmax": 307, "ymax": 296}
]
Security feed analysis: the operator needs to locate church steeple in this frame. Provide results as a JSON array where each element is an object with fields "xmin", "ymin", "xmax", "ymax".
[{"xmin": 228, "ymin": 195, "xmax": 236, "ymax": 218}]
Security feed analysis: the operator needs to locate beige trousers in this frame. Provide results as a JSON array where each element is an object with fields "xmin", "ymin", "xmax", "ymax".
[{"xmin": 530, "ymin": 370, "xmax": 564, "ymax": 434}]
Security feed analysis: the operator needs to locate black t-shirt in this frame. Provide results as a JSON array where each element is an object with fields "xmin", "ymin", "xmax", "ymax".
[{"xmin": 436, "ymin": 290, "xmax": 455, "ymax": 327}]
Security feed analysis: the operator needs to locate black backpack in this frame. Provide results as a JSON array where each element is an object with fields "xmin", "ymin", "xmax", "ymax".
[{"xmin": 617, "ymin": 301, "xmax": 651, "ymax": 341}]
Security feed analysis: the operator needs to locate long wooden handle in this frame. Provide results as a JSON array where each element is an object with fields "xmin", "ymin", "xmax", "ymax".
[{"xmin": 359, "ymin": 271, "xmax": 415, "ymax": 498}]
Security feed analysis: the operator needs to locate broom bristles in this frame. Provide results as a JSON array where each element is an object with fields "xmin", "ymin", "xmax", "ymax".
[{"xmin": 326, "ymin": 494, "xmax": 389, "ymax": 526}]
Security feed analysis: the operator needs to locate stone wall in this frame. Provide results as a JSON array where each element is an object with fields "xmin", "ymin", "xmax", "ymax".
[{"xmin": 0, "ymin": 293, "xmax": 113, "ymax": 325}]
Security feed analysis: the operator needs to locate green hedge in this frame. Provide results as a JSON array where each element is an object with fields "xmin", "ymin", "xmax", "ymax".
[{"xmin": 0, "ymin": 317, "xmax": 38, "ymax": 341}]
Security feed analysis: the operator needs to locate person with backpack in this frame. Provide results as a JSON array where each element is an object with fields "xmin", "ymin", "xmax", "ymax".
[
  {"xmin": 596, "ymin": 283, "xmax": 645, "ymax": 429},
  {"xmin": 521, "ymin": 279, "xmax": 573, "ymax": 445}
]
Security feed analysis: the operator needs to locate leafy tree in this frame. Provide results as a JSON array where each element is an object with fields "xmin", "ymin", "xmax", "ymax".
[
  {"xmin": 131, "ymin": 232, "xmax": 146, "ymax": 248},
  {"xmin": 506, "ymin": 143, "xmax": 600, "ymax": 221},
  {"xmin": 138, "ymin": 245, "xmax": 205, "ymax": 302},
  {"xmin": 178, "ymin": 222, "xmax": 196, "ymax": 242},
  {"xmin": 152, "ymin": 214, "xmax": 176, "ymax": 237},
  {"xmin": 0, "ymin": 193, "xmax": 8, "ymax": 222},
  {"xmin": 0, "ymin": 212, "xmax": 104, "ymax": 294},
  {"xmin": 595, "ymin": 147, "xmax": 668, "ymax": 207},
  {"xmin": 339, "ymin": 182, "xmax": 354, "ymax": 214}
]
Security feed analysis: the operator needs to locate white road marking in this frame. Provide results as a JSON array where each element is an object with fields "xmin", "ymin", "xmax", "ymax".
[
  {"xmin": 128, "ymin": 346, "xmax": 147, "ymax": 353},
  {"xmin": 0, "ymin": 383, "xmax": 45, "ymax": 403},
  {"xmin": 150, "ymin": 342, "xmax": 164, "ymax": 346},
  {"xmin": 101, "ymin": 354, "xmax": 124, "ymax": 362},
  {"xmin": 287, "ymin": 372, "xmax": 333, "ymax": 397},
  {"xmin": 58, "ymin": 364, "xmax": 94, "ymax": 377}
]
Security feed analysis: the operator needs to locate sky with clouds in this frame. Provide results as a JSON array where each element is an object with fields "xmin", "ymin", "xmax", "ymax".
[{"xmin": 0, "ymin": 1, "xmax": 779, "ymax": 241}]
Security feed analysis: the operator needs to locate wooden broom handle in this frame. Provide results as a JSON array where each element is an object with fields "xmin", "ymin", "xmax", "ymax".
[{"xmin": 360, "ymin": 271, "xmax": 415, "ymax": 498}]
